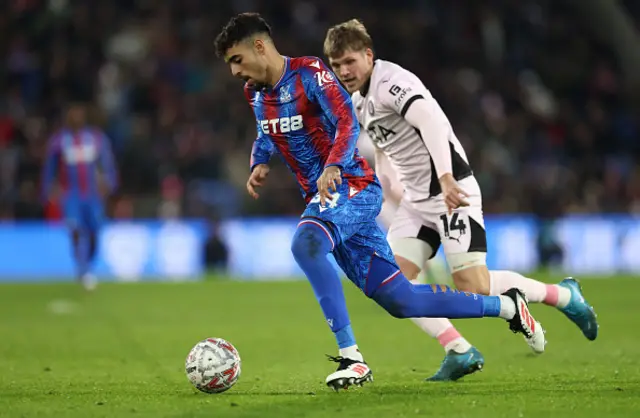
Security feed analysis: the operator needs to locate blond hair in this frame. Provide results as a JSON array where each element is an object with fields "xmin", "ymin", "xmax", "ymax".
[{"xmin": 323, "ymin": 19, "xmax": 373, "ymax": 58}]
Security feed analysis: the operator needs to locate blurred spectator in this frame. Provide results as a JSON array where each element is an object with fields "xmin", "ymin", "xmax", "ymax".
[
  {"xmin": 204, "ymin": 216, "xmax": 229, "ymax": 274},
  {"xmin": 0, "ymin": 0, "xmax": 638, "ymax": 222}
]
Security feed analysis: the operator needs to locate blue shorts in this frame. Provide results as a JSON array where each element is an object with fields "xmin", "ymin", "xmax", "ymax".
[
  {"xmin": 301, "ymin": 181, "xmax": 398, "ymax": 295},
  {"xmin": 63, "ymin": 198, "xmax": 104, "ymax": 231}
]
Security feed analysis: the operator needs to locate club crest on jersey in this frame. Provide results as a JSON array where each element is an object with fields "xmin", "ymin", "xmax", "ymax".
[{"xmin": 279, "ymin": 85, "xmax": 292, "ymax": 103}]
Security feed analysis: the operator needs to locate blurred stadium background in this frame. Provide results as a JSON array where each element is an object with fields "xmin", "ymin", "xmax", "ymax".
[
  {"xmin": 2, "ymin": 0, "xmax": 640, "ymax": 281},
  {"xmin": 2, "ymin": 2, "xmax": 640, "ymax": 417}
]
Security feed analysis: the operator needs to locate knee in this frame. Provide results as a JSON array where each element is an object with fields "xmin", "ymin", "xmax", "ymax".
[
  {"xmin": 395, "ymin": 255, "xmax": 421, "ymax": 282},
  {"xmin": 452, "ymin": 266, "xmax": 490, "ymax": 295},
  {"xmin": 291, "ymin": 223, "xmax": 331, "ymax": 261}
]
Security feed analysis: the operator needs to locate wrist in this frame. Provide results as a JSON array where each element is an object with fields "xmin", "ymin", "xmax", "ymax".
[
  {"xmin": 324, "ymin": 164, "xmax": 341, "ymax": 173},
  {"xmin": 251, "ymin": 163, "xmax": 268, "ymax": 172},
  {"xmin": 438, "ymin": 172, "xmax": 453, "ymax": 182}
]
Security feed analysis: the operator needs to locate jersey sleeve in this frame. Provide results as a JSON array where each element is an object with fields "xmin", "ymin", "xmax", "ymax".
[
  {"xmin": 249, "ymin": 131, "xmax": 275, "ymax": 172},
  {"xmin": 243, "ymin": 84, "xmax": 276, "ymax": 172},
  {"xmin": 301, "ymin": 58, "xmax": 359, "ymax": 170}
]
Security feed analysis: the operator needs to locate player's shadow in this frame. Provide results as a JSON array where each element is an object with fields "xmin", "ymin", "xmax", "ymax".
[
  {"xmin": 225, "ymin": 390, "xmax": 318, "ymax": 396},
  {"xmin": 226, "ymin": 382, "xmax": 633, "ymax": 396}
]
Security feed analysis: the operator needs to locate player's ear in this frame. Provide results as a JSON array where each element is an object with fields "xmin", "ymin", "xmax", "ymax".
[
  {"xmin": 364, "ymin": 48, "xmax": 374, "ymax": 62},
  {"xmin": 254, "ymin": 38, "xmax": 266, "ymax": 55}
]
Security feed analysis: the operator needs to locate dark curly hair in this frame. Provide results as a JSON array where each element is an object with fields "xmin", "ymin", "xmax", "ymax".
[{"xmin": 214, "ymin": 13, "xmax": 272, "ymax": 58}]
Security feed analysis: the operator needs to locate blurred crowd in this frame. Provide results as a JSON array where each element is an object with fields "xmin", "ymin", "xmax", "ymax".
[{"xmin": 1, "ymin": 0, "xmax": 639, "ymax": 222}]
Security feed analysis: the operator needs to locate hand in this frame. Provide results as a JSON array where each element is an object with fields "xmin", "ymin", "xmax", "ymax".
[
  {"xmin": 247, "ymin": 164, "xmax": 270, "ymax": 199},
  {"xmin": 439, "ymin": 173, "xmax": 469, "ymax": 214},
  {"xmin": 317, "ymin": 166, "xmax": 342, "ymax": 207}
]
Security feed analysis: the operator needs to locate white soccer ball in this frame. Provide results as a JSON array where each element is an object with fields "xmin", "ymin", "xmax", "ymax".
[{"xmin": 185, "ymin": 338, "xmax": 241, "ymax": 394}]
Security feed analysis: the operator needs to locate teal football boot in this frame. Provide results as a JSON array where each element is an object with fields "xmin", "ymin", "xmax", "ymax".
[
  {"xmin": 558, "ymin": 277, "xmax": 598, "ymax": 341},
  {"xmin": 426, "ymin": 347, "xmax": 484, "ymax": 382}
]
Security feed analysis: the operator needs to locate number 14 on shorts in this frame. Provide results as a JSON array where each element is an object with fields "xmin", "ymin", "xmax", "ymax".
[{"xmin": 439, "ymin": 212, "xmax": 468, "ymax": 240}]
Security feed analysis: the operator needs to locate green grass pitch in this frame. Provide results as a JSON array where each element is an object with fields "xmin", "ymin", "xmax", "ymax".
[{"xmin": 1, "ymin": 276, "xmax": 639, "ymax": 418}]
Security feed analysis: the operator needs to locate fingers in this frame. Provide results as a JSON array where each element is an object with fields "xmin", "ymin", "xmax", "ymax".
[
  {"xmin": 256, "ymin": 171, "xmax": 268, "ymax": 183},
  {"xmin": 249, "ymin": 175, "xmax": 265, "ymax": 188},
  {"xmin": 246, "ymin": 182, "xmax": 259, "ymax": 199},
  {"xmin": 317, "ymin": 179, "xmax": 334, "ymax": 207},
  {"xmin": 320, "ymin": 188, "xmax": 332, "ymax": 207},
  {"xmin": 329, "ymin": 178, "xmax": 337, "ymax": 193},
  {"xmin": 317, "ymin": 170, "xmax": 343, "ymax": 207},
  {"xmin": 445, "ymin": 190, "xmax": 469, "ymax": 214},
  {"xmin": 329, "ymin": 172, "xmax": 342, "ymax": 192},
  {"xmin": 317, "ymin": 179, "xmax": 326, "ymax": 207},
  {"xmin": 446, "ymin": 195, "xmax": 469, "ymax": 210},
  {"xmin": 247, "ymin": 173, "xmax": 265, "ymax": 199},
  {"xmin": 320, "ymin": 179, "xmax": 333, "ymax": 205}
]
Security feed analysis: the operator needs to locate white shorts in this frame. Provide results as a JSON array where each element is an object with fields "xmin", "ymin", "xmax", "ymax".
[{"xmin": 387, "ymin": 177, "xmax": 487, "ymax": 273}]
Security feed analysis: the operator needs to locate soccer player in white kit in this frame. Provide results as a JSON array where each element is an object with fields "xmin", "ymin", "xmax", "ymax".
[{"xmin": 324, "ymin": 19, "xmax": 599, "ymax": 381}]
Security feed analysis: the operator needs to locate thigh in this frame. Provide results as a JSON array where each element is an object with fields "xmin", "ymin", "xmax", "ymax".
[
  {"xmin": 387, "ymin": 198, "xmax": 441, "ymax": 268},
  {"xmin": 332, "ymin": 221, "xmax": 398, "ymax": 296},
  {"xmin": 83, "ymin": 200, "xmax": 105, "ymax": 232},
  {"xmin": 302, "ymin": 181, "xmax": 383, "ymax": 243},
  {"xmin": 427, "ymin": 177, "xmax": 487, "ymax": 262},
  {"xmin": 63, "ymin": 199, "xmax": 82, "ymax": 230}
]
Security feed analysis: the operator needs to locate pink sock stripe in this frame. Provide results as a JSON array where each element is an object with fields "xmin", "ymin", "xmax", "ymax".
[
  {"xmin": 379, "ymin": 270, "xmax": 401, "ymax": 287},
  {"xmin": 544, "ymin": 284, "xmax": 559, "ymax": 306},
  {"xmin": 297, "ymin": 219, "xmax": 335, "ymax": 250},
  {"xmin": 437, "ymin": 327, "xmax": 462, "ymax": 348}
]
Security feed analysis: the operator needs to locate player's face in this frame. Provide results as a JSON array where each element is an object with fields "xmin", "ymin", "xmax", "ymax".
[
  {"xmin": 225, "ymin": 39, "xmax": 269, "ymax": 85},
  {"xmin": 329, "ymin": 48, "xmax": 374, "ymax": 93},
  {"xmin": 66, "ymin": 105, "xmax": 86, "ymax": 127}
]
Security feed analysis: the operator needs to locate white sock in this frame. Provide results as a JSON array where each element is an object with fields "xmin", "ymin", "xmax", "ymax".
[
  {"xmin": 443, "ymin": 336, "xmax": 472, "ymax": 354},
  {"xmin": 339, "ymin": 345, "xmax": 363, "ymax": 362},
  {"xmin": 498, "ymin": 295, "xmax": 516, "ymax": 319},
  {"xmin": 410, "ymin": 317, "xmax": 472, "ymax": 353},
  {"xmin": 489, "ymin": 270, "xmax": 547, "ymax": 302},
  {"xmin": 490, "ymin": 270, "xmax": 572, "ymax": 308},
  {"xmin": 552, "ymin": 285, "xmax": 572, "ymax": 309}
]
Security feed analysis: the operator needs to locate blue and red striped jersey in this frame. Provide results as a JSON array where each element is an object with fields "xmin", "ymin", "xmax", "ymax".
[
  {"xmin": 42, "ymin": 126, "xmax": 118, "ymax": 199},
  {"xmin": 246, "ymin": 56, "xmax": 376, "ymax": 202}
]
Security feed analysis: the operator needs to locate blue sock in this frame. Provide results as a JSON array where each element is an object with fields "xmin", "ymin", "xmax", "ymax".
[
  {"xmin": 87, "ymin": 229, "xmax": 98, "ymax": 265},
  {"xmin": 77, "ymin": 232, "xmax": 89, "ymax": 277},
  {"xmin": 482, "ymin": 295, "xmax": 502, "ymax": 317},
  {"xmin": 71, "ymin": 229, "xmax": 89, "ymax": 278},
  {"xmin": 335, "ymin": 324, "xmax": 357, "ymax": 349},
  {"xmin": 368, "ymin": 257, "xmax": 503, "ymax": 318},
  {"xmin": 291, "ymin": 220, "xmax": 356, "ymax": 348}
]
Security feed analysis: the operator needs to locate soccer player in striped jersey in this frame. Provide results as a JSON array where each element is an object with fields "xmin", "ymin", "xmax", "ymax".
[
  {"xmin": 42, "ymin": 103, "xmax": 118, "ymax": 290},
  {"xmin": 216, "ymin": 12, "xmax": 546, "ymax": 391},
  {"xmin": 324, "ymin": 19, "xmax": 598, "ymax": 378}
]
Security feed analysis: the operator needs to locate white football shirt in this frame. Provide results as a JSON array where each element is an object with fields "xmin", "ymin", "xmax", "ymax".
[{"xmin": 352, "ymin": 59, "xmax": 472, "ymax": 202}]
